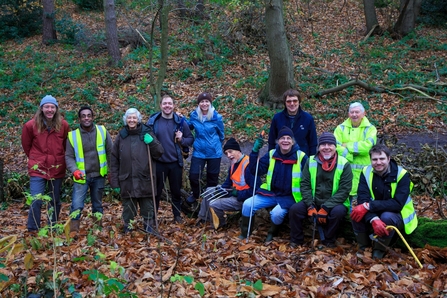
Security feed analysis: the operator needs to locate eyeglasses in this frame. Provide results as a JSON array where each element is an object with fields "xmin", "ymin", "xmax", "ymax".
[{"xmin": 286, "ymin": 100, "xmax": 298, "ymax": 104}]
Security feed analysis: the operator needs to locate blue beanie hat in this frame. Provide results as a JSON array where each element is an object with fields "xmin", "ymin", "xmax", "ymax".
[
  {"xmin": 277, "ymin": 126, "xmax": 294, "ymax": 139},
  {"xmin": 40, "ymin": 95, "xmax": 58, "ymax": 107}
]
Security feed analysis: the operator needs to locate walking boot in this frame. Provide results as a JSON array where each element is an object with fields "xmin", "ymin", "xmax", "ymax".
[
  {"xmin": 239, "ymin": 216, "xmax": 253, "ymax": 239},
  {"xmin": 372, "ymin": 237, "xmax": 392, "ymax": 259},
  {"xmin": 144, "ymin": 219, "xmax": 156, "ymax": 234},
  {"xmin": 265, "ymin": 223, "xmax": 281, "ymax": 242},
  {"xmin": 355, "ymin": 233, "xmax": 371, "ymax": 251},
  {"xmin": 70, "ymin": 219, "xmax": 80, "ymax": 233}
]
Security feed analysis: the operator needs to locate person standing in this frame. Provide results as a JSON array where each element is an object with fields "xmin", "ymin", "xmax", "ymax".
[
  {"xmin": 186, "ymin": 92, "xmax": 225, "ymax": 208},
  {"xmin": 350, "ymin": 144, "xmax": 417, "ymax": 258},
  {"xmin": 239, "ymin": 126, "xmax": 308, "ymax": 242},
  {"xmin": 196, "ymin": 138, "xmax": 261, "ymax": 228},
  {"xmin": 334, "ymin": 102, "xmax": 377, "ymax": 200},
  {"xmin": 65, "ymin": 106, "xmax": 113, "ymax": 232},
  {"xmin": 21, "ymin": 95, "xmax": 70, "ymax": 232},
  {"xmin": 289, "ymin": 132, "xmax": 352, "ymax": 248},
  {"xmin": 268, "ymin": 89, "xmax": 317, "ymax": 156},
  {"xmin": 147, "ymin": 95, "xmax": 194, "ymax": 224},
  {"xmin": 110, "ymin": 108, "xmax": 164, "ymax": 233}
]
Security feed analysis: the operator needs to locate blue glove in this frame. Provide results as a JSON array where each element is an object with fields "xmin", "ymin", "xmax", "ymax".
[
  {"xmin": 253, "ymin": 138, "xmax": 264, "ymax": 153},
  {"xmin": 144, "ymin": 133, "xmax": 153, "ymax": 144}
]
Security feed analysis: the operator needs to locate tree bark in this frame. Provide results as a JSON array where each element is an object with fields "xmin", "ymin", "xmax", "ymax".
[
  {"xmin": 104, "ymin": 0, "xmax": 121, "ymax": 66},
  {"xmin": 42, "ymin": 0, "xmax": 57, "ymax": 45},
  {"xmin": 362, "ymin": 0, "xmax": 380, "ymax": 35},
  {"xmin": 154, "ymin": 1, "xmax": 170, "ymax": 106},
  {"xmin": 394, "ymin": 0, "xmax": 415, "ymax": 37},
  {"xmin": 259, "ymin": 0, "xmax": 294, "ymax": 107}
]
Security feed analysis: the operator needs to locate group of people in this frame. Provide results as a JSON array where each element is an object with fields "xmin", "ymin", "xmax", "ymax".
[{"xmin": 21, "ymin": 89, "xmax": 417, "ymax": 259}]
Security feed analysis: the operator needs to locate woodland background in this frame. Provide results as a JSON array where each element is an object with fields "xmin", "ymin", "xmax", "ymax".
[{"xmin": 1, "ymin": 0, "xmax": 447, "ymax": 296}]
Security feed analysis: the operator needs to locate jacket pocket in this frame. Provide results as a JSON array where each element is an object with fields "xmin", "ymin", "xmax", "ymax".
[{"xmin": 119, "ymin": 173, "xmax": 129, "ymax": 181}]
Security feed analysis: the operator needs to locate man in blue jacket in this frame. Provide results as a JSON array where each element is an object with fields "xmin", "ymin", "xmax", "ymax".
[{"xmin": 268, "ymin": 89, "xmax": 317, "ymax": 156}]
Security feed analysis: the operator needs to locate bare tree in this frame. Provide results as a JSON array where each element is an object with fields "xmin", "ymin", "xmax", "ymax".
[
  {"xmin": 363, "ymin": 0, "xmax": 380, "ymax": 35},
  {"xmin": 259, "ymin": 0, "xmax": 294, "ymax": 107},
  {"xmin": 42, "ymin": 0, "xmax": 57, "ymax": 45},
  {"xmin": 104, "ymin": 0, "xmax": 121, "ymax": 65}
]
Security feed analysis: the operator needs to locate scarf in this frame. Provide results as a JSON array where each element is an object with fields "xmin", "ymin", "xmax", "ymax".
[{"xmin": 318, "ymin": 152, "xmax": 337, "ymax": 172}]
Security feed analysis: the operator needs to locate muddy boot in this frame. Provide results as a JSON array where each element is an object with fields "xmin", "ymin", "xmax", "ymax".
[
  {"xmin": 372, "ymin": 237, "xmax": 392, "ymax": 259},
  {"xmin": 355, "ymin": 233, "xmax": 371, "ymax": 251},
  {"xmin": 265, "ymin": 223, "xmax": 281, "ymax": 242},
  {"xmin": 144, "ymin": 219, "xmax": 156, "ymax": 234},
  {"xmin": 239, "ymin": 216, "xmax": 253, "ymax": 239},
  {"xmin": 70, "ymin": 219, "xmax": 80, "ymax": 233}
]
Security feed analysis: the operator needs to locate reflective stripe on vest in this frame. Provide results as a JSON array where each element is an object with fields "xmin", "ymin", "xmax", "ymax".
[
  {"xmin": 260, "ymin": 149, "xmax": 305, "ymax": 202},
  {"xmin": 230, "ymin": 155, "xmax": 250, "ymax": 191},
  {"xmin": 68, "ymin": 125, "xmax": 108, "ymax": 184},
  {"xmin": 309, "ymin": 155, "xmax": 350, "ymax": 209},
  {"xmin": 363, "ymin": 165, "xmax": 417, "ymax": 234}
]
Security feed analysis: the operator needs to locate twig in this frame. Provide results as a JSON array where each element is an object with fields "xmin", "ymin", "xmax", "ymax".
[{"xmin": 363, "ymin": 24, "xmax": 379, "ymax": 42}]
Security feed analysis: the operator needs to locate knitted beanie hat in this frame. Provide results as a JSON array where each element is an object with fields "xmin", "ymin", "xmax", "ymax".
[
  {"xmin": 318, "ymin": 132, "xmax": 337, "ymax": 146},
  {"xmin": 277, "ymin": 126, "xmax": 294, "ymax": 139},
  {"xmin": 40, "ymin": 95, "xmax": 58, "ymax": 107},
  {"xmin": 197, "ymin": 92, "xmax": 212, "ymax": 104},
  {"xmin": 223, "ymin": 137, "xmax": 241, "ymax": 152}
]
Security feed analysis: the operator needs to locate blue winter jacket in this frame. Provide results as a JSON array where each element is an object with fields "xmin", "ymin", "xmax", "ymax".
[
  {"xmin": 268, "ymin": 107, "xmax": 317, "ymax": 156},
  {"xmin": 189, "ymin": 106, "xmax": 225, "ymax": 159}
]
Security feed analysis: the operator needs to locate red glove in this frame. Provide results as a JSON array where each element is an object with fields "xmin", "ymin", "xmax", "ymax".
[
  {"xmin": 351, "ymin": 203, "xmax": 369, "ymax": 222},
  {"xmin": 73, "ymin": 170, "xmax": 85, "ymax": 180},
  {"xmin": 307, "ymin": 205, "xmax": 317, "ymax": 218},
  {"xmin": 371, "ymin": 219, "xmax": 390, "ymax": 237},
  {"xmin": 317, "ymin": 206, "xmax": 329, "ymax": 225}
]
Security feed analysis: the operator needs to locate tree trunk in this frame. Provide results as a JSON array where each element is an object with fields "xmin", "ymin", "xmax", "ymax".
[
  {"xmin": 393, "ymin": 0, "xmax": 422, "ymax": 37},
  {"xmin": 154, "ymin": 1, "xmax": 170, "ymax": 106},
  {"xmin": 104, "ymin": 0, "xmax": 121, "ymax": 65},
  {"xmin": 259, "ymin": 0, "xmax": 294, "ymax": 108},
  {"xmin": 42, "ymin": 0, "xmax": 57, "ymax": 45},
  {"xmin": 0, "ymin": 159, "xmax": 4, "ymax": 202},
  {"xmin": 362, "ymin": 0, "xmax": 380, "ymax": 35}
]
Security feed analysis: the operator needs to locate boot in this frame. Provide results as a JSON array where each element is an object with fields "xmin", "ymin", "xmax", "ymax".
[
  {"xmin": 239, "ymin": 216, "xmax": 253, "ymax": 239},
  {"xmin": 355, "ymin": 233, "xmax": 371, "ymax": 251},
  {"xmin": 144, "ymin": 219, "xmax": 156, "ymax": 234},
  {"xmin": 70, "ymin": 219, "xmax": 80, "ymax": 233},
  {"xmin": 265, "ymin": 223, "xmax": 281, "ymax": 242},
  {"xmin": 372, "ymin": 237, "xmax": 392, "ymax": 259}
]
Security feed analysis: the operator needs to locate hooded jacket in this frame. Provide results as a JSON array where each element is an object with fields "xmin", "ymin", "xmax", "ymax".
[{"xmin": 268, "ymin": 107, "xmax": 317, "ymax": 156}]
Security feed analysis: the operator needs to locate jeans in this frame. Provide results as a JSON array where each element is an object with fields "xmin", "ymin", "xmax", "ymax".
[
  {"xmin": 351, "ymin": 211, "xmax": 403, "ymax": 239},
  {"xmin": 241, "ymin": 194, "xmax": 291, "ymax": 225},
  {"xmin": 27, "ymin": 176, "xmax": 63, "ymax": 231},
  {"xmin": 70, "ymin": 176, "xmax": 105, "ymax": 220},
  {"xmin": 156, "ymin": 161, "xmax": 183, "ymax": 218},
  {"xmin": 189, "ymin": 157, "xmax": 221, "ymax": 199}
]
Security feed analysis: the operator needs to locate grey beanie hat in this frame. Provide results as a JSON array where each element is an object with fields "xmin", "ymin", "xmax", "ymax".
[{"xmin": 40, "ymin": 95, "xmax": 58, "ymax": 107}]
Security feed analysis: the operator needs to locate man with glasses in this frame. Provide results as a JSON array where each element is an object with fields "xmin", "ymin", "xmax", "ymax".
[
  {"xmin": 268, "ymin": 89, "xmax": 317, "ymax": 156},
  {"xmin": 66, "ymin": 106, "xmax": 112, "ymax": 233}
]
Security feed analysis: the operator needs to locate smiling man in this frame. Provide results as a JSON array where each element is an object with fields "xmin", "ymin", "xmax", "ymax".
[
  {"xmin": 334, "ymin": 102, "xmax": 377, "ymax": 200},
  {"xmin": 65, "ymin": 106, "xmax": 113, "ymax": 233},
  {"xmin": 239, "ymin": 126, "xmax": 308, "ymax": 242},
  {"xmin": 350, "ymin": 144, "xmax": 418, "ymax": 259},
  {"xmin": 288, "ymin": 132, "xmax": 352, "ymax": 248},
  {"xmin": 268, "ymin": 89, "xmax": 317, "ymax": 156}
]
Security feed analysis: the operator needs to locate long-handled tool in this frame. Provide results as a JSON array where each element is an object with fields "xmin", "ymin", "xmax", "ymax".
[
  {"xmin": 147, "ymin": 144, "xmax": 158, "ymax": 232},
  {"xmin": 311, "ymin": 216, "xmax": 317, "ymax": 250},
  {"xmin": 371, "ymin": 225, "xmax": 423, "ymax": 268},
  {"xmin": 246, "ymin": 130, "xmax": 265, "ymax": 243}
]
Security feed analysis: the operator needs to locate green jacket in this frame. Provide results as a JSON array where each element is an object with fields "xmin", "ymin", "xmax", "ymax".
[{"xmin": 334, "ymin": 116, "xmax": 377, "ymax": 196}]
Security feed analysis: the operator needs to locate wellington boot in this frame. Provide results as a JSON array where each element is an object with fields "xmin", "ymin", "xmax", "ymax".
[
  {"xmin": 372, "ymin": 237, "xmax": 392, "ymax": 259},
  {"xmin": 355, "ymin": 233, "xmax": 371, "ymax": 251},
  {"xmin": 239, "ymin": 216, "xmax": 254, "ymax": 239},
  {"xmin": 70, "ymin": 219, "xmax": 80, "ymax": 233},
  {"xmin": 265, "ymin": 223, "xmax": 281, "ymax": 242}
]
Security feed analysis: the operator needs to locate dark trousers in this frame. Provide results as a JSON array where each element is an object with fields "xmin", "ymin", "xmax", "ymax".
[
  {"xmin": 289, "ymin": 201, "xmax": 347, "ymax": 244},
  {"xmin": 189, "ymin": 157, "xmax": 221, "ymax": 199},
  {"xmin": 156, "ymin": 161, "xmax": 183, "ymax": 217},
  {"xmin": 351, "ymin": 211, "xmax": 403, "ymax": 239}
]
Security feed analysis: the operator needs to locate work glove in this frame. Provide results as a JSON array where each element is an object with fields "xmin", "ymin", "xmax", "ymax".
[
  {"xmin": 317, "ymin": 205, "xmax": 329, "ymax": 225},
  {"xmin": 73, "ymin": 170, "xmax": 85, "ymax": 180},
  {"xmin": 351, "ymin": 202, "xmax": 369, "ymax": 222},
  {"xmin": 253, "ymin": 138, "xmax": 264, "ymax": 153},
  {"xmin": 113, "ymin": 188, "xmax": 121, "ymax": 194},
  {"xmin": 231, "ymin": 188, "xmax": 238, "ymax": 197},
  {"xmin": 307, "ymin": 205, "xmax": 317, "ymax": 218},
  {"xmin": 144, "ymin": 133, "xmax": 154, "ymax": 144},
  {"xmin": 371, "ymin": 219, "xmax": 390, "ymax": 237}
]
